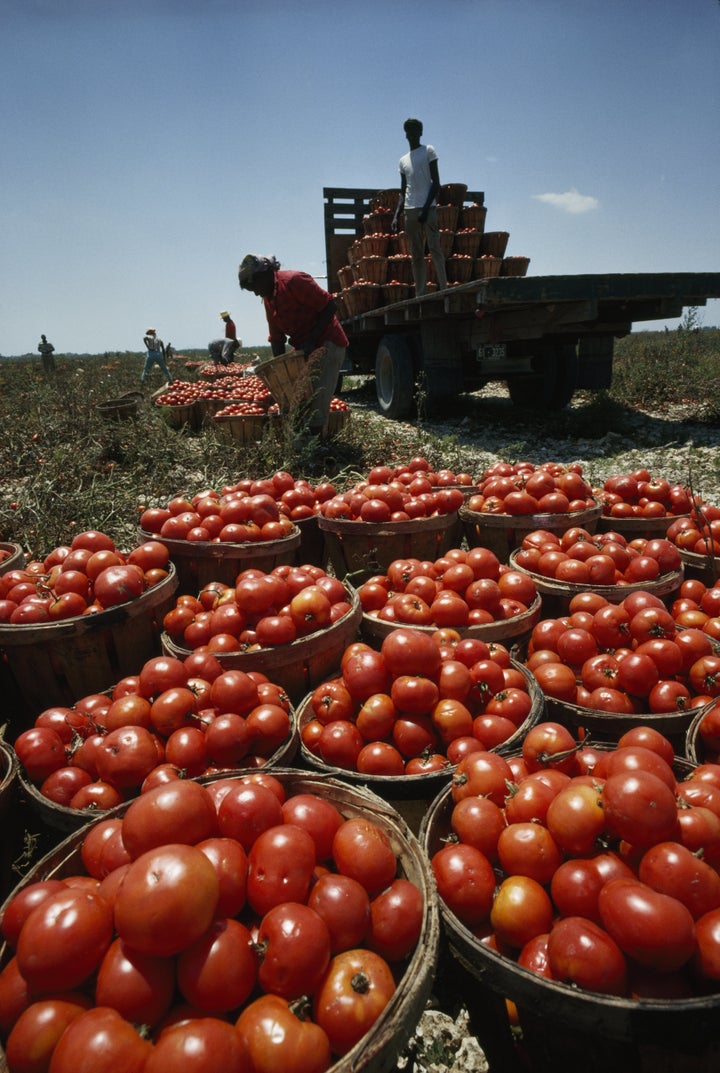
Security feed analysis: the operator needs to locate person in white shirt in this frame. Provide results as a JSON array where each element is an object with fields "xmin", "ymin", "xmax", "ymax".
[{"xmin": 392, "ymin": 118, "xmax": 448, "ymax": 295}]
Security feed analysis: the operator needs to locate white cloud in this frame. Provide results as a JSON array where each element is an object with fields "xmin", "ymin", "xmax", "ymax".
[{"xmin": 532, "ymin": 188, "xmax": 600, "ymax": 214}]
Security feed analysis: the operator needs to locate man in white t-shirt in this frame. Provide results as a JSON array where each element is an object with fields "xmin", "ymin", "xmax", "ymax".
[{"xmin": 392, "ymin": 118, "xmax": 448, "ymax": 295}]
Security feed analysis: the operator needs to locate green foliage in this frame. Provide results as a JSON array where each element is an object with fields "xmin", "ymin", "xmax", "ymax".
[{"xmin": 610, "ymin": 318, "xmax": 720, "ymax": 420}]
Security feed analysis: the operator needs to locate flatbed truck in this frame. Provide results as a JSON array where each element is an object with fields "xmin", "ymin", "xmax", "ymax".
[{"xmin": 323, "ymin": 187, "xmax": 720, "ymax": 417}]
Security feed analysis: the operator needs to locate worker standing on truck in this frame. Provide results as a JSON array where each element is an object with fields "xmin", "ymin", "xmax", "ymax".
[
  {"xmin": 238, "ymin": 254, "xmax": 348, "ymax": 436},
  {"xmin": 392, "ymin": 118, "xmax": 448, "ymax": 296}
]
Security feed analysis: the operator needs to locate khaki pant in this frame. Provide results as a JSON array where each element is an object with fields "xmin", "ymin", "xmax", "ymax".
[
  {"xmin": 306, "ymin": 341, "xmax": 346, "ymax": 431},
  {"xmin": 404, "ymin": 205, "xmax": 448, "ymax": 294}
]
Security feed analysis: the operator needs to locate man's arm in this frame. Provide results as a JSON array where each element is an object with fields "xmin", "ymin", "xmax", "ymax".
[
  {"xmin": 419, "ymin": 158, "xmax": 441, "ymax": 222},
  {"xmin": 301, "ymin": 299, "xmax": 337, "ymax": 355},
  {"xmin": 392, "ymin": 174, "xmax": 407, "ymax": 232}
]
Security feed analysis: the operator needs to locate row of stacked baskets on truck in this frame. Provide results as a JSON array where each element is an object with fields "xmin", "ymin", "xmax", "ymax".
[
  {"xmin": 335, "ymin": 184, "xmax": 531, "ymax": 317},
  {"xmin": 3, "ymin": 457, "xmax": 720, "ymax": 1071}
]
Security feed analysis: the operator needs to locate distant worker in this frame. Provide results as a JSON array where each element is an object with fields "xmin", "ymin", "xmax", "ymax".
[
  {"xmin": 392, "ymin": 117, "xmax": 448, "ymax": 296},
  {"xmin": 141, "ymin": 328, "xmax": 173, "ymax": 385},
  {"xmin": 37, "ymin": 334, "xmax": 56, "ymax": 372},
  {"xmin": 208, "ymin": 310, "xmax": 241, "ymax": 366},
  {"xmin": 238, "ymin": 253, "xmax": 347, "ymax": 436}
]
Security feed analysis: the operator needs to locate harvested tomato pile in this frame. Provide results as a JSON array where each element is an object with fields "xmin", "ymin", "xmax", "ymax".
[
  {"xmin": 430, "ymin": 724, "xmax": 720, "ymax": 998},
  {"xmin": 1, "ymin": 775, "xmax": 424, "ymax": 1070},
  {"xmin": 0, "ymin": 531, "xmax": 170, "ymax": 624}
]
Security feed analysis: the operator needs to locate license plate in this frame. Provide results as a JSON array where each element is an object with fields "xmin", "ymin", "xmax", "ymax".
[{"xmin": 479, "ymin": 343, "xmax": 506, "ymax": 362}]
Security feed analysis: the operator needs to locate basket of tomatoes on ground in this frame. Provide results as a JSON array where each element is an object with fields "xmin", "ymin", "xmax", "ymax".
[
  {"xmin": 10, "ymin": 650, "xmax": 300, "ymax": 838},
  {"xmin": 0, "ymin": 532, "xmax": 178, "ymax": 727},
  {"xmin": 459, "ymin": 460, "xmax": 602, "ymax": 563},
  {"xmin": 317, "ymin": 463, "xmax": 465, "ymax": 579},
  {"xmin": 357, "ymin": 545, "xmax": 542, "ymax": 648},
  {"xmin": 297, "ymin": 627, "xmax": 544, "ymax": 831},
  {"xmin": 517, "ymin": 578, "xmax": 720, "ymax": 743},
  {"xmin": 666, "ymin": 500, "xmax": 720, "ymax": 585},
  {"xmin": 138, "ymin": 486, "xmax": 303, "ymax": 596},
  {"xmin": 0, "ymin": 545, "xmax": 24, "ymax": 578},
  {"xmin": 509, "ymin": 528, "xmax": 684, "ymax": 616},
  {"xmin": 160, "ymin": 564, "xmax": 362, "ymax": 706},
  {"xmin": 594, "ymin": 468, "xmax": 695, "ymax": 539},
  {"xmin": 420, "ymin": 723, "xmax": 720, "ymax": 1073},
  {"xmin": 0, "ymin": 769, "xmax": 439, "ymax": 1073}
]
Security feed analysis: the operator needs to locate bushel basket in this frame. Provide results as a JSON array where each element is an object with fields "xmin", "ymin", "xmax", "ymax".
[
  {"xmin": 255, "ymin": 349, "xmax": 317, "ymax": 412},
  {"xmin": 0, "ymin": 770, "xmax": 440, "ymax": 1073}
]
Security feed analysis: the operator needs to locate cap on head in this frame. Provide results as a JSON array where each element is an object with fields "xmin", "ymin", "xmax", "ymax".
[
  {"xmin": 220, "ymin": 311, "xmax": 230, "ymax": 319},
  {"xmin": 403, "ymin": 117, "xmax": 423, "ymax": 136},
  {"xmin": 238, "ymin": 254, "xmax": 280, "ymax": 289},
  {"xmin": 146, "ymin": 328, "xmax": 156, "ymax": 334}
]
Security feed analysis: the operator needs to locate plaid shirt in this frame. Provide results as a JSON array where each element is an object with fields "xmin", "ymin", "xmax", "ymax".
[{"xmin": 264, "ymin": 270, "xmax": 348, "ymax": 350}]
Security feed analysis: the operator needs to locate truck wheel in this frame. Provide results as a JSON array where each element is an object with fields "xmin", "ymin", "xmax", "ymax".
[
  {"xmin": 506, "ymin": 344, "xmax": 578, "ymax": 410},
  {"xmin": 375, "ymin": 336, "xmax": 415, "ymax": 418}
]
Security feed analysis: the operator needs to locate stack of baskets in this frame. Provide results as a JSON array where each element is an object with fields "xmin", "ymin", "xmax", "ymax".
[{"xmin": 336, "ymin": 187, "xmax": 530, "ymax": 316}]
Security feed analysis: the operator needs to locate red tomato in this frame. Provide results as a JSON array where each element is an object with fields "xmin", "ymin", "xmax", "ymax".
[
  {"xmin": 366, "ymin": 878, "xmax": 423, "ymax": 962},
  {"xmin": 114, "ymin": 844, "xmax": 220, "ymax": 956},
  {"xmin": 598, "ymin": 877, "xmax": 696, "ymax": 971},
  {"xmin": 146, "ymin": 1017, "xmax": 247, "ymax": 1073},
  {"xmin": 313, "ymin": 948, "xmax": 396, "ymax": 1057},
  {"xmin": 547, "ymin": 917, "xmax": 627, "ymax": 995},
  {"xmin": 5, "ymin": 994, "xmax": 93, "ymax": 1073},
  {"xmin": 602, "ymin": 769, "xmax": 679, "ymax": 846},
  {"xmin": 236, "ymin": 994, "xmax": 332, "ymax": 1073},
  {"xmin": 95, "ymin": 937, "xmax": 175, "ymax": 1026},
  {"xmin": 638, "ymin": 840, "xmax": 720, "ymax": 918},
  {"xmin": 308, "ymin": 873, "xmax": 371, "ymax": 954},
  {"xmin": 44, "ymin": 1006, "xmax": 153, "ymax": 1073},
  {"xmin": 490, "ymin": 875, "xmax": 554, "ymax": 949},
  {"xmin": 121, "ymin": 779, "xmax": 218, "ymax": 858},
  {"xmin": 257, "ymin": 902, "xmax": 331, "ymax": 1000},
  {"xmin": 431, "ymin": 843, "xmax": 496, "ymax": 928},
  {"xmin": 246, "ymin": 823, "xmax": 317, "ymax": 915},
  {"xmin": 16, "ymin": 888, "xmax": 113, "ymax": 992},
  {"xmin": 332, "ymin": 818, "xmax": 397, "ymax": 897},
  {"xmin": 176, "ymin": 917, "xmax": 258, "ymax": 1011}
]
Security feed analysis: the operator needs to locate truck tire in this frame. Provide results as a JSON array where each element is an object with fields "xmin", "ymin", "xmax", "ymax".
[
  {"xmin": 375, "ymin": 335, "xmax": 415, "ymax": 418},
  {"xmin": 506, "ymin": 344, "xmax": 579, "ymax": 410}
]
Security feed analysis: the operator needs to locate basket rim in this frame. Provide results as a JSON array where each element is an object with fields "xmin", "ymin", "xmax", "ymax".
[
  {"xmin": 361, "ymin": 592, "xmax": 543, "ymax": 643},
  {"xmin": 318, "ymin": 512, "xmax": 458, "ymax": 536},
  {"xmin": 137, "ymin": 525, "xmax": 301, "ymax": 559},
  {"xmin": 0, "ymin": 565, "xmax": 179, "ymax": 643}
]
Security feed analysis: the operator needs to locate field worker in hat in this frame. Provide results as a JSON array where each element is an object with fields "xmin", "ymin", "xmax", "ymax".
[
  {"xmin": 141, "ymin": 327, "xmax": 173, "ymax": 385},
  {"xmin": 37, "ymin": 334, "xmax": 56, "ymax": 372},
  {"xmin": 208, "ymin": 310, "xmax": 241, "ymax": 366},
  {"xmin": 238, "ymin": 254, "xmax": 348, "ymax": 436}
]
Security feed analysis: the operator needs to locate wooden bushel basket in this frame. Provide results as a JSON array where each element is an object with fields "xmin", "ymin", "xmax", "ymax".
[
  {"xmin": 361, "ymin": 593, "xmax": 543, "ymax": 650},
  {"xmin": 255, "ymin": 349, "xmax": 316, "ymax": 412},
  {"xmin": 156, "ymin": 401, "xmax": 201, "ymax": 430},
  {"xmin": 0, "ymin": 770, "xmax": 440, "ymax": 1073},
  {"xmin": 598, "ymin": 513, "xmax": 691, "ymax": 541},
  {"xmin": 453, "ymin": 230, "xmax": 482, "ymax": 258},
  {"xmin": 475, "ymin": 255, "xmax": 502, "ymax": 278},
  {"xmin": 507, "ymin": 549, "xmax": 683, "ymax": 618},
  {"xmin": 212, "ymin": 412, "xmax": 268, "ymax": 444},
  {"xmin": 162, "ymin": 583, "xmax": 361, "ymax": 706},
  {"xmin": 297, "ymin": 659, "xmax": 543, "ymax": 834},
  {"xmin": 0, "ymin": 568, "xmax": 179, "ymax": 731},
  {"xmin": 0, "ymin": 544, "xmax": 24, "ymax": 577},
  {"xmin": 500, "ymin": 255, "xmax": 530, "ymax": 277},
  {"xmin": 678, "ymin": 547, "xmax": 720, "ymax": 586},
  {"xmin": 420, "ymin": 759, "xmax": 720, "ymax": 1073},
  {"xmin": 479, "ymin": 230, "xmax": 510, "ymax": 258},
  {"xmin": 318, "ymin": 513, "xmax": 459, "ymax": 579},
  {"xmin": 458, "ymin": 203, "xmax": 487, "ymax": 231},
  {"xmin": 460, "ymin": 501, "xmax": 602, "ymax": 564},
  {"xmin": 96, "ymin": 391, "xmax": 142, "ymax": 422},
  {"xmin": 15, "ymin": 702, "xmax": 301, "ymax": 836},
  {"xmin": 137, "ymin": 526, "xmax": 301, "ymax": 596}
]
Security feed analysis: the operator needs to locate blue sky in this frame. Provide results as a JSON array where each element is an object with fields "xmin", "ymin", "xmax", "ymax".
[{"xmin": 1, "ymin": 0, "xmax": 718, "ymax": 356}]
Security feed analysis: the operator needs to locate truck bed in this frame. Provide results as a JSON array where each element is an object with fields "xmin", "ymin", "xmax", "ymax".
[{"xmin": 341, "ymin": 272, "xmax": 720, "ymax": 337}]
